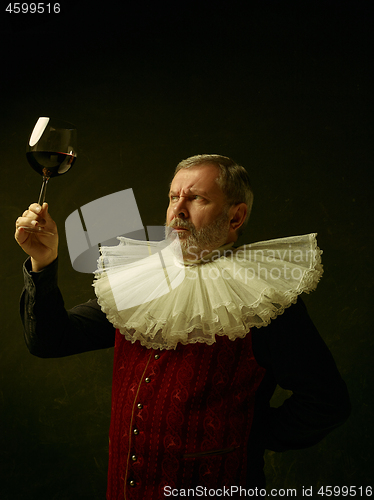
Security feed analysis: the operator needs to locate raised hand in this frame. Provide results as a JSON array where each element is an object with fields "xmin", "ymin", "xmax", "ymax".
[{"xmin": 15, "ymin": 202, "xmax": 58, "ymax": 272}]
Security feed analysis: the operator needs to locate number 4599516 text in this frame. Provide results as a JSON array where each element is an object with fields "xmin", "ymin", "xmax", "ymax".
[{"xmin": 5, "ymin": 3, "xmax": 61, "ymax": 13}]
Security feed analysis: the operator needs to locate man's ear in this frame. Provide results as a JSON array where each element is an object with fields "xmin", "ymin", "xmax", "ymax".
[{"xmin": 228, "ymin": 203, "xmax": 248, "ymax": 238}]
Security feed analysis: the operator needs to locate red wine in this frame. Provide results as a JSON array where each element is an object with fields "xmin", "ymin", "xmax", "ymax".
[{"xmin": 27, "ymin": 151, "xmax": 76, "ymax": 178}]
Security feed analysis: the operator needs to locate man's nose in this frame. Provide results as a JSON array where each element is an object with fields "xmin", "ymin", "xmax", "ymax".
[{"xmin": 173, "ymin": 197, "xmax": 189, "ymax": 219}]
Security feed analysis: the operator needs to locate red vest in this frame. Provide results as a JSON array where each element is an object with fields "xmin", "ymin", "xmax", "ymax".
[{"xmin": 107, "ymin": 329, "xmax": 266, "ymax": 499}]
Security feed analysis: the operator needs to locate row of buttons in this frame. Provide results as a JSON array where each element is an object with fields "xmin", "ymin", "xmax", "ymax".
[{"xmin": 129, "ymin": 352, "xmax": 161, "ymax": 488}]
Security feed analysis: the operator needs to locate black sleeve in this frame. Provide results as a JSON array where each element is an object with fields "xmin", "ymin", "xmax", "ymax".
[
  {"xmin": 251, "ymin": 298, "xmax": 351, "ymax": 452},
  {"xmin": 20, "ymin": 257, "xmax": 115, "ymax": 358}
]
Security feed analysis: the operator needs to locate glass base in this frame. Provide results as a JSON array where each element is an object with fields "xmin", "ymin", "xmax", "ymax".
[{"xmin": 19, "ymin": 225, "xmax": 55, "ymax": 236}]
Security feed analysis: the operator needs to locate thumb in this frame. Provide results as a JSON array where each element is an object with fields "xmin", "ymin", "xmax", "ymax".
[
  {"xmin": 41, "ymin": 202, "xmax": 52, "ymax": 220},
  {"xmin": 39, "ymin": 202, "xmax": 57, "ymax": 233}
]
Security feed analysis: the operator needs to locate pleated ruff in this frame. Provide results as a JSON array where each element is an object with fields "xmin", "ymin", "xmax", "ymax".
[{"xmin": 94, "ymin": 233, "xmax": 323, "ymax": 350}]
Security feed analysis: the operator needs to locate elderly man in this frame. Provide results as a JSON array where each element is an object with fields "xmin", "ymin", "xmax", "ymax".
[{"xmin": 16, "ymin": 155, "xmax": 350, "ymax": 499}]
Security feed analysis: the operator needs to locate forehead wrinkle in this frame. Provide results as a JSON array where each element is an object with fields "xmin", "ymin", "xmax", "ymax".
[
  {"xmin": 169, "ymin": 185, "xmax": 209, "ymax": 196},
  {"xmin": 169, "ymin": 166, "xmax": 223, "ymax": 199},
  {"xmin": 184, "ymin": 186, "xmax": 209, "ymax": 197}
]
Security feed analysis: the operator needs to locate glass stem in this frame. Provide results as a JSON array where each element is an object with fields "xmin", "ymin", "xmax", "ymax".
[{"xmin": 37, "ymin": 176, "xmax": 50, "ymax": 206}]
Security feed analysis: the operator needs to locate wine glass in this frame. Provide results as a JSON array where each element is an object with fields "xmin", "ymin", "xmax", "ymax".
[{"xmin": 22, "ymin": 117, "xmax": 77, "ymax": 234}]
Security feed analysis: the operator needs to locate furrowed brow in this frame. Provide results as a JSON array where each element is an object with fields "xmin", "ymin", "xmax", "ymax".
[
  {"xmin": 187, "ymin": 188, "xmax": 209, "ymax": 197},
  {"xmin": 169, "ymin": 188, "xmax": 210, "ymax": 198}
]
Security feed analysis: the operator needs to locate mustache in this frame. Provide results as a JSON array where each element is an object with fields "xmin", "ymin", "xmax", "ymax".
[{"xmin": 167, "ymin": 218, "xmax": 196, "ymax": 231}]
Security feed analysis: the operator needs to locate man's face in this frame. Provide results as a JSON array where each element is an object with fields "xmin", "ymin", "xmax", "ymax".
[{"xmin": 165, "ymin": 164, "xmax": 231, "ymax": 258}]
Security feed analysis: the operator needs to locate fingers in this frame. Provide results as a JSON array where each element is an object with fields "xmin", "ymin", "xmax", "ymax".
[
  {"xmin": 35, "ymin": 202, "xmax": 49, "ymax": 224},
  {"xmin": 17, "ymin": 203, "xmax": 47, "ymax": 230},
  {"xmin": 15, "ymin": 226, "xmax": 28, "ymax": 245},
  {"xmin": 23, "ymin": 202, "xmax": 44, "ymax": 218},
  {"xmin": 21, "ymin": 203, "xmax": 42, "ymax": 216},
  {"xmin": 15, "ymin": 203, "xmax": 58, "ymax": 266},
  {"xmin": 16, "ymin": 214, "xmax": 46, "ymax": 229},
  {"xmin": 29, "ymin": 202, "xmax": 43, "ymax": 214}
]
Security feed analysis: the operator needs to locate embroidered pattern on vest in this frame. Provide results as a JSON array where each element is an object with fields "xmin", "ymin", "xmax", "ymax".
[{"xmin": 107, "ymin": 330, "xmax": 266, "ymax": 500}]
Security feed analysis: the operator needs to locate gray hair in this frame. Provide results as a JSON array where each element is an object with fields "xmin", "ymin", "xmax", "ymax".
[{"xmin": 174, "ymin": 154, "xmax": 254, "ymax": 227}]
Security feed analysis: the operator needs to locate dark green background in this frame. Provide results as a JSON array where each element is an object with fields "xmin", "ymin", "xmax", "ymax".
[{"xmin": 1, "ymin": 1, "xmax": 372, "ymax": 498}]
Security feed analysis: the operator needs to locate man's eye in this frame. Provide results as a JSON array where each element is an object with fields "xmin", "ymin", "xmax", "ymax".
[{"xmin": 170, "ymin": 196, "xmax": 179, "ymax": 202}]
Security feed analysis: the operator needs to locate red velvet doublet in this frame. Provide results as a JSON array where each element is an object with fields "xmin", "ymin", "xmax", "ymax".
[{"xmin": 107, "ymin": 329, "xmax": 266, "ymax": 499}]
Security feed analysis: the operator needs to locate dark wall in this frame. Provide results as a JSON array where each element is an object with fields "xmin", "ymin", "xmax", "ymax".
[{"xmin": 1, "ymin": 1, "xmax": 372, "ymax": 498}]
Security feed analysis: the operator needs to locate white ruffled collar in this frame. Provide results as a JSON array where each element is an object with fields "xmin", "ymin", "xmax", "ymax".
[{"xmin": 93, "ymin": 233, "xmax": 323, "ymax": 350}]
